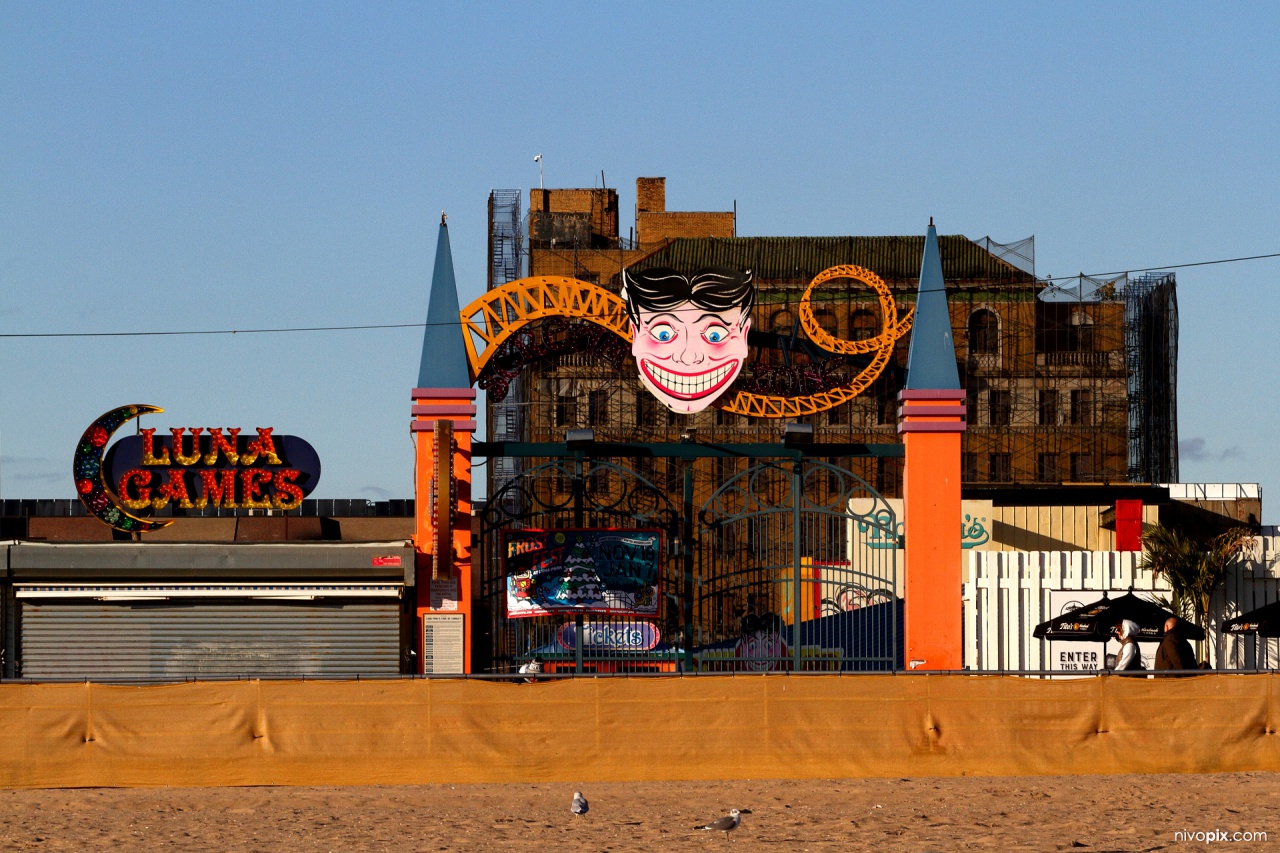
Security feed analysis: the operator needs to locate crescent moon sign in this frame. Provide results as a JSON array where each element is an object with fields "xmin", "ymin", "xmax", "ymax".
[{"xmin": 73, "ymin": 404, "xmax": 173, "ymax": 533}]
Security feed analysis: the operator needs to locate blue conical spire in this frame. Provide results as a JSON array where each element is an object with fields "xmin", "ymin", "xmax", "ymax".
[
  {"xmin": 904, "ymin": 220, "xmax": 961, "ymax": 391},
  {"xmin": 417, "ymin": 217, "xmax": 471, "ymax": 388}
]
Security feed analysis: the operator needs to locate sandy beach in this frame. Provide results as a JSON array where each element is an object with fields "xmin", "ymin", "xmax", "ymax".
[{"xmin": 0, "ymin": 774, "xmax": 1275, "ymax": 851}]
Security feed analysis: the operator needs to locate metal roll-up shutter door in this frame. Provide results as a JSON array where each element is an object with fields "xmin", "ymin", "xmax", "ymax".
[{"xmin": 20, "ymin": 597, "xmax": 401, "ymax": 680}]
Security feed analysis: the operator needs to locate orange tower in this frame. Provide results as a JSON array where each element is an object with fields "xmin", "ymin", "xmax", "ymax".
[
  {"xmin": 898, "ymin": 221, "xmax": 966, "ymax": 670},
  {"xmin": 412, "ymin": 217, "xmax": 475, "ymax": 673}
]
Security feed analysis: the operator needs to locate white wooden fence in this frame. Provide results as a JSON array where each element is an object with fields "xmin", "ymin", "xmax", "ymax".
[
  {"xmin": 964, "ymin": 528, "xmax": 1280, "ymax": 671},
  {"xmin": 1211, "ymin": 529, "xmax": 1280, "ymax": 669}
]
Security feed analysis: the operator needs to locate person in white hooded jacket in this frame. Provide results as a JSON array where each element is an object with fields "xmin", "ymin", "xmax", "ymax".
[{"xmin": 1112, "ymin": 619, "xmax": 1145, "ymax": 671}]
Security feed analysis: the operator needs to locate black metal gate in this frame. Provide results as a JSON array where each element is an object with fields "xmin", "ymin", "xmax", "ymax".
[
  {"xmin": 478, "ymin": 449, "xmax": 899, "ymax": 674},
  {"xmin": 695, "ymin": 460, "xmax": 898, "ymax": 671},
  {"xmin": 478, "ymin": 458, "xmax": 685, "ymax": 674}
]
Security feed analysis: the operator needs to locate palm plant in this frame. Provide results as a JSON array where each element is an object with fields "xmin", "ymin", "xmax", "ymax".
[{"xmin": 1139, "ymin": 525, "xmax": 1254, "ymax": 654}]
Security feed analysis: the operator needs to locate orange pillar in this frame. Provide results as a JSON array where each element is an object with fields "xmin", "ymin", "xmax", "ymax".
[
  {"xmin": 412, "ymin": 387, "xmax": 476, "ymax": 673},
  {"xmin": 898, "ymin": 389, "xmax": 967, "ymax": 670}
]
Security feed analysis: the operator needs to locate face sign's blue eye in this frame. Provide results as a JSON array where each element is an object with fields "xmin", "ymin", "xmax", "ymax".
[
  {"xmin": 702, "ymin": 323, "xmax": 729, "ymax": 344},
  {"xmin": 650, "ymin": 323, "xmax": 676, "ymax": 343}
]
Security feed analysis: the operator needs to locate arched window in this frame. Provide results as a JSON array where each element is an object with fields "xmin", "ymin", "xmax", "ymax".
[
  {"xmin": 771, "ymin": 309, "xmax": 795, "ymax": 334},
  {"xmin": 849, "ymin": 309, "xmax": 878, "ymax": 341},
  {"xmin": 968, "ymin": 309, "xmax": 999, "ymax": 355}
]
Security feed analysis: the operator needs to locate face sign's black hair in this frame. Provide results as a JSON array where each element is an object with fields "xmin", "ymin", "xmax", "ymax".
[{"xmin": 621, "ymin": 266, "xmax": 755, "ymax": 328}]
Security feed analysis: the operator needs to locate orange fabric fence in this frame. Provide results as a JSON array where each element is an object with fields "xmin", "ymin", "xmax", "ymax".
[{"xmin": 1, "ymin": 674, "xmax": 1278, "ymax": 788}]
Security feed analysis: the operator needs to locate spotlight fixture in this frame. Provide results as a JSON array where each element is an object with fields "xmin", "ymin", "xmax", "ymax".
[
  {"xmin": 565, "ymin": 428, "xmax": 595, "ymax": 449},
  {"xmin": 783, "ymin": 423, "xmax": 815, "ymax": 446}
]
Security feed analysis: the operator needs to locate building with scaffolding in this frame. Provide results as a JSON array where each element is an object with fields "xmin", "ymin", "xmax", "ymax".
[
  {"xmin": 474, "ymin": 177, "xmax": 1182, "ymax": 672},
  {"xmin": 484, "ymin": 177, "xmax": 1179, "ymax": 501}
]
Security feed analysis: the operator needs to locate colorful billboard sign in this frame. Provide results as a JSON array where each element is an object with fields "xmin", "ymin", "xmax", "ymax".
[
  {"xmin": 74, "ymin": 405, "xmax": 321, "ymax": 533},
  {"xmin": 504, "ymin": 529, "xmax": 662, "ymax": 618}
]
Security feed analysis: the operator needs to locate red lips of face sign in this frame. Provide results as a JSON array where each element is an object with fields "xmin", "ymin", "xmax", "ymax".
[{"xmin": 631, "ymin": 306, "xmax": 750, "ymax": 414}]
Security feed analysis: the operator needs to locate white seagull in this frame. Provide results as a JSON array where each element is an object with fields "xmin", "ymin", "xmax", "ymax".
[
  {"xmin": 695, "ymin": 808, "xmax": 751, "ymax": 838},
  {"xmin": 570, "ymin": 790, "xmax": 589, "ymax": 815},
  {"xmin": 518, "ymin": 657, "xmax": 543, "ymax": 683}
]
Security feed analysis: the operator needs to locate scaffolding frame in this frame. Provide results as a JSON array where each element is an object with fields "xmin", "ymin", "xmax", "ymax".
[
  {"xmin": 487, "ymin": 190, "xmax": 526, "ymax": 498},
  {"xmin": 1125, "ymin": 272, "xmax": 1179, "ymax": 483},
  {"xmin": 484, "ymin": 182, "xmax": 1179, "ymax": 512}
]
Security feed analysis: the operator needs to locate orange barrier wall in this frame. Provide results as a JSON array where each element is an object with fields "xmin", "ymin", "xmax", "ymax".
[{"xmin": 1, "ymin": 675, "xmax": 1278, "ymax": 789}]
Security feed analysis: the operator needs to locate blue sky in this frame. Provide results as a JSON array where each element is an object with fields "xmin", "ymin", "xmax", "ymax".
[{"xmin": 2, "ymin": 3, "xmax": 1278, "ymax": 521}]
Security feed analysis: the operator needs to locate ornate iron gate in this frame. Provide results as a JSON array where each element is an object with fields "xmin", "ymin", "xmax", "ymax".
[
  {"xmin": 695, "ymin": 460, "xmax": 898, "ymax": 671},
  {"xmin": 479, "ymin": 454, "xmax": 898, "ymax": 674},
  {"xmin": 478, "ymin": 459, "xmax": 684, "ymax": 673}
]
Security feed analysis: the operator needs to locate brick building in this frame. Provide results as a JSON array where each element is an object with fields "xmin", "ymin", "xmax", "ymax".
[{"xmin": 484, "ymin": 176, "xmax": 1178, "ymax": 503}]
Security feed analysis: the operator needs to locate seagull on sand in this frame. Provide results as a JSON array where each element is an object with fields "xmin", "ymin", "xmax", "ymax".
[
  {"xmin": 694, "ymin": 808, "xmax": 751, "ymax": 839},
  {"xmin": 570, "ymin": 791, "xmax": 589, "ymax": 815}
]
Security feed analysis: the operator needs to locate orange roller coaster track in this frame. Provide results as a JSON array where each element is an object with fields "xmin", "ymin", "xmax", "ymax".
[
  {"xmin": 461, "ymin": 276, "xmax": 631, "ymax": 383},
  {"xmin": 459, "ymin": 267, "xmax": 913, "ymax": 419}
]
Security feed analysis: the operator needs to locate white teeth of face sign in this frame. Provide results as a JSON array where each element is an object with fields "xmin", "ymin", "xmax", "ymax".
[
  {"xmin": 629, "ymin": 301, "xmax": 751, "ymax": 414},
  {"xmin": 646, "ymin": 361, "xmax": 735, "ymax": 396}
]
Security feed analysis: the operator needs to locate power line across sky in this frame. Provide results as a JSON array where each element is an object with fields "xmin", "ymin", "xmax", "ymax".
[{"xmin": 2, "ymin": 250, "xmax": 1277, "ymax": 340}]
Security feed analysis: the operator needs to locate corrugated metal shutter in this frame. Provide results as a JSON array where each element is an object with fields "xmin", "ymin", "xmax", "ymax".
[{"xmin": 20, "ymin": 599, "xmax": 401, "ymax": 680}]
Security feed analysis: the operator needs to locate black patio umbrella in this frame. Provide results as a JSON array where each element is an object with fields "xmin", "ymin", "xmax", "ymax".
[
  {"xmin": 1222, "ymin": 600, "xmax": 1280, "ymax": 637},
  {"xmin": 1033, "ymin": 591, "xmax": 1204, "ymax": 644}
]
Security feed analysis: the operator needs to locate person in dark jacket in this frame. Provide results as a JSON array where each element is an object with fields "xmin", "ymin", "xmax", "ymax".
[{"xmin": 1155, "ymin": 617, "xmax": 1198, "ymax": 674}]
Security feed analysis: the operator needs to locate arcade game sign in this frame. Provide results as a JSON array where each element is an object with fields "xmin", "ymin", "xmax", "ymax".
[{"xmin": 73, "ymin": 405, "xmax": 321, "ymax": 533}]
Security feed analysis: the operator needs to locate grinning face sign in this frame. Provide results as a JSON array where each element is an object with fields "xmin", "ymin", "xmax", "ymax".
[
  {"xmin": 632, "ymin": 305, "xmax": 750, "ymax": 413},
  {"xmin": 622, "ymin": 267, "xmax": 755, "ymax": 414}
]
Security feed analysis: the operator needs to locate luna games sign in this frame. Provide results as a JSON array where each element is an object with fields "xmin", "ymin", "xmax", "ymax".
[{"xmin": 73, "ymin": 405, "xmax": 321, "ymax": 533}]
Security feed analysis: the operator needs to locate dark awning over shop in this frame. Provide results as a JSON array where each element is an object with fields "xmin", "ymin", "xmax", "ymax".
[{"xmin": 5, "ymin": 541, "xmax": 414, "ymax": 583}]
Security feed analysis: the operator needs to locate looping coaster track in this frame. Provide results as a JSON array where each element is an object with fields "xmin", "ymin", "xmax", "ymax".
[{"xmin": 459, "ymin": 266, "xmax": 913, "ymax": 419}]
